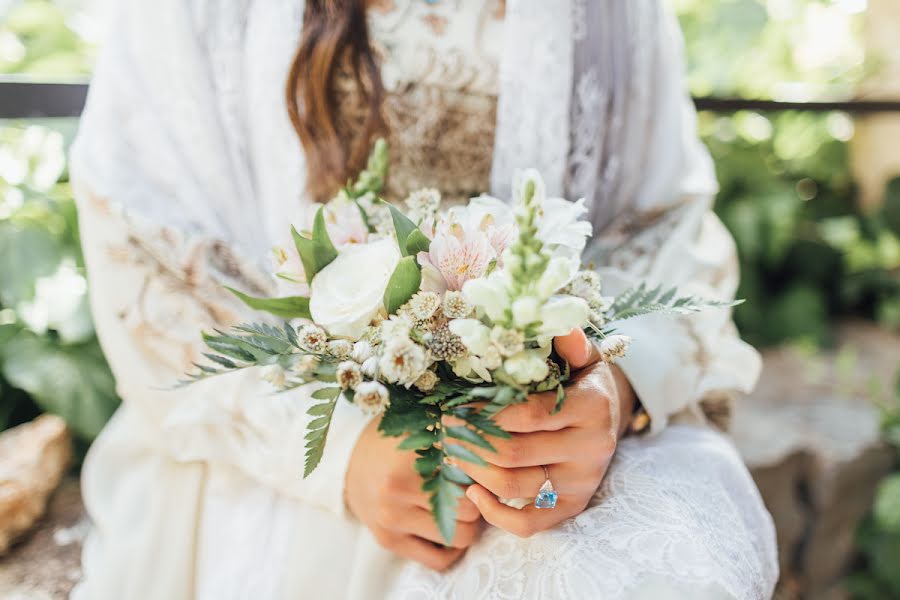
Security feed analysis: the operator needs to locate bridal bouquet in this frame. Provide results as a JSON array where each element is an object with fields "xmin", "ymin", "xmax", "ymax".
[{"xmin": 183, "ymin": 140, "xmax": 734, "ymax": 542}]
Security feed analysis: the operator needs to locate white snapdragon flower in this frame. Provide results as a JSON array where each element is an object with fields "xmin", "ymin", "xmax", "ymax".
[
  {"xmin": 448, "ymin": 319, "xmax": 492, "ymax": 356},
  {"xmin": 354, "ymin": 381, "xmax": 390, "ymax": 415},
  {"xmin": 461, "ymin": 271, "xmax": 511, "ymax": 322},
  {"xmin": 511, "ymin": 296, "xmax": 542, "ymax": 328},
  {"xmin": 452, "ymin": 355, "xmax": 492, "ymax": 383},
  {"xmin": 536, "ymin": 256, "xmax": 578, "ymax": 298},
  {"xmin": 538, "ymin": 296, "xmax": 591, "ymax": 338},
  {"xmin": 535, "ymin": 197, "xmax": 592, "ymax": 258},
  {"xmin": 503, "ymin": 349, "xmax": 551, "ymax": 385}
]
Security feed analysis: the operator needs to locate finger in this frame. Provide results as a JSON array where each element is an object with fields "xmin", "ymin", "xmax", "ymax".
[
  {"xmin": 553, "ymin": 328, "xmax": 601, "ymax": 370},
  {"xmin": 451, "ymin": 429, "xmax": 588, "ymax": 469},
  {"xmin": 491, "ymin": 391, "xmax": 574, "ymax": 433},
  {"xmin": 454, "ymin": 459, "xmax": 593, "ymax": 498},
  {"xmin": 465, "ymin": 484, "xmax": 576, "ymax": 538},
  {"xmin": 392, "ymin": 534, "xmax": 466, "ymax": 571},
  {"xmin": 453, "ymin": 460, "xmax": 545, "ymax": 500},
  {"xmin": 395, "ymin": 508, "xmax": 482, "ymax": 549}
]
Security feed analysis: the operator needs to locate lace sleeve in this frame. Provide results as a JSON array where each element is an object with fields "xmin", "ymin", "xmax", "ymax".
[
  {"xmin": 70, "ymin": 0, "xmax": 371, "ymax": 516},
  {"xmin": 584, "ymin": 189, "xmax": 760, "ymax": 433}
]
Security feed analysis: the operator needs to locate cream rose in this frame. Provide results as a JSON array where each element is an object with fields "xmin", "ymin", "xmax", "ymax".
[{"xmin": 309, "ymin": 238, "xmax": 401, "ymax": 340}]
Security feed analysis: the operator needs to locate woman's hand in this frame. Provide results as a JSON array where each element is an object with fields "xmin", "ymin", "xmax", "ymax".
[
  {"xmin": 449, "ymin": 329, "xmax": 636, "ymax": 538},
  {"xmin": 345, "ymin": 418, "xmax": 483, "ymax": 571}
]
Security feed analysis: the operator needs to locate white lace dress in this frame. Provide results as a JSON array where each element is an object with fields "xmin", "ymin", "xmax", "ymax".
[{"xmin": 70, "ymin": 1, "xmax": 778, "ymax": 599}]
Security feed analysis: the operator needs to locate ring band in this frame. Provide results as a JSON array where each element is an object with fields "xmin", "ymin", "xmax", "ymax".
[{"xmin": 534, "ymin": 465, "xmax": 558, "ymax": 509}]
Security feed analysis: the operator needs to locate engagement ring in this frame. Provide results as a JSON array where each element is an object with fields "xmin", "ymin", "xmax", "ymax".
[{"xmin": 534, "ymin": 465, "xmax": 558, "ymax": 509}]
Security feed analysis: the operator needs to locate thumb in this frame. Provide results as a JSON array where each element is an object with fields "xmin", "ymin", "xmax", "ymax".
[{"xmin": 553, "ymin": 328, "xmax": 600, "ymax": 370}]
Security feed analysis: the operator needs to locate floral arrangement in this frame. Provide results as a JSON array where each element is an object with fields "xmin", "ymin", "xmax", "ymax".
[{"xmin": 183, "ymin": 140, "xmax": 735, "ymax": 542}]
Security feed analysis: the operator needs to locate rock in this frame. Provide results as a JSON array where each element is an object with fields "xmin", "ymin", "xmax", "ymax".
[
  {"xmin": 0, "ymin": 478, "xmax": 87, "ymax": 599},
  {"xmin": 0, "ymin": 415, "xmax": 73, "ymax": 555},
  {"xmin": 731, "ymin": 322, "xmax": 900, "ymax": 598}
]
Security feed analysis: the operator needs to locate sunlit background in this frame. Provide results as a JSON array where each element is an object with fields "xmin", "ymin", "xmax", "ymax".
[{"xmin": 0, "ymin": 1, "xmax": 898, "ymax": 598}]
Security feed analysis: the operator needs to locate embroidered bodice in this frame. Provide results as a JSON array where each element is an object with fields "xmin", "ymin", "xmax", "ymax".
[{"xmin": 337, "ymin": 0, "xmax": 506, "ymax": 203}]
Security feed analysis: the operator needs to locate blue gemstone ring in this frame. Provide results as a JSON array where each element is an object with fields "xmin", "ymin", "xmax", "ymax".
[{"xmin": 534, "ymin": 466, "xmax": 558, "ymax": 509}]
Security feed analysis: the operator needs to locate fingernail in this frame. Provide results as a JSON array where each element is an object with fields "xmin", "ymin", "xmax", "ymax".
[{"xmin": 465, "ymin": 486, "xmax": 477, "ymax": 503}]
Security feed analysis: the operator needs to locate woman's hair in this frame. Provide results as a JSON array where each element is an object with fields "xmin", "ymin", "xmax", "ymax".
[{"xmin": 286, "ymin": 0, "xmax": 387, "ymax": 201}]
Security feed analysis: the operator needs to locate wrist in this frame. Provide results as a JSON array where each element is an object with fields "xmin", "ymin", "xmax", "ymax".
[{"xmin": 610, "ymin": 364, "xmax": 636, "ymax": 438}]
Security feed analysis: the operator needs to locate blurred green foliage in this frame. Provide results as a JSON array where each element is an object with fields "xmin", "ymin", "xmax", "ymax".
[
  {"xmin": 704, "ymin": 111, "xmax": 900, "ymax": 347},
  {"xmin": 0, "ymin": 0, "xmax": 95, "ymax": 76},
  {"xmin": 0, "ymin": 119, "xmax": 119, "ymax": 438},
  {"xmin": 846, "ymin": 372, "xmax": 900, "ymax": 599}
]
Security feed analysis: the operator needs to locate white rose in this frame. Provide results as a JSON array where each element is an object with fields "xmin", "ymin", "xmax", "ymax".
[
  {"xmin": 310, "ymin": 238, "xmax": 401, "ymax": 340},
  {"xmin": 462, "ymin": 272, "xmax": 510, "ymax": 322},
  {"xmin": 503, "ymin": 350, "xmax": 550, "ymax": 385},
  {"xmin": 448, "ymin": 319, "xmax": 492, "ymax": 356},
  {"xmin": 538, "ymin": 296, "xmax": 591, "ymax": 337}
]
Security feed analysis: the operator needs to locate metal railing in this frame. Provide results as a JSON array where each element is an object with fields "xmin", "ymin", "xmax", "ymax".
[{"xmin": 3, "ymin": 79, "xmax": 900, "ymax": 119}]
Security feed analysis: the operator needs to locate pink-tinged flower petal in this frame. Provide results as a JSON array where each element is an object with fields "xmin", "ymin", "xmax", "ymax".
[
  {"xmin": 323, "ymin": 196, "xmax": 369, "ymax": 246},
  {"xmin": 428, "ymin": 228, "xmax": 495, "ymax": 291}
]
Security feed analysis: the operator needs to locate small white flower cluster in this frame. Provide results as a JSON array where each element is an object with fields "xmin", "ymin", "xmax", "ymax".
[
  {"xmin": 405, "ymin": 188, "xmax": 441, "ymax": 222},
  {"xmin": 263, "ymin": 171, "xmax": 634, "ymax": 417}
]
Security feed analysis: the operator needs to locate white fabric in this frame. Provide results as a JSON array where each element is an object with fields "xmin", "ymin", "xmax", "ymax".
[{"xmin": 69, "ymin": 0, "xmax": 777, "ymax": 598}]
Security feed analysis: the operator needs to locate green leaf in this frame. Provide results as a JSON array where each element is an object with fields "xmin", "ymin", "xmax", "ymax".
[
  {"xmin": 1, "ymin": 333, "xmax": 119, "ymax": 439},
  {"xmin": 445, "ymin": 442, "xmax": 487, "ymax": 466},
  {"xmin": 226, "ymin": 287, "xmax": 311, "ymax": 320},
  {"xmin": 874, "ymin": 474, "xmax": 900, "ymax": 533},
  {"xmin": 383, "ymin": 256, "xmax": 422, "ymax": 314},
  {"xmin": 446, "ymin": 425, "xmax": 495, "ymax": 452},
  {"xmin": 398, "ymin": 430, "xmax": 437, "ymax": 450},
  {"xmin": 291, "ymin": 207, "xmax": 338, "ymax": 283},
  {"xmin": 441, "ymin": 463, "xmax": 474, "ymax": 486},
  {"xmin": 414, "ymin": 445, "xmax": 442, "ymax": 477},
  {"xmin": 311, "ymin": 386, "xmax": 341, "ymax": 401},
  {"xmin": 405, "ymin": 228, "xmax": 432, "ymax": 255},
  {"xmin": 379, "ymin": 387, "xmax": 434, "ymax": 436},
  {"xmin": 553, "ymin": 383, "xmax": 566, "ymax": 414},
  {"xmin": 303, "ymin": 393, "xmax": 340, "ymax": 477},
  {"xmin": 202, "ymin": 353, "xmax": 238, "ymax": 369},
  {"xmin": 382, "ymin": 201, "xmax": 419, "ymax": 256},
  {"xmin": 430, "ymin": 471, "xmax": 465, "ymax": 544}
]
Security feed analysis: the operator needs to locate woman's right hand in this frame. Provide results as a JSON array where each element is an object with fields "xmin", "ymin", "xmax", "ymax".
[{"xmin": 345, "ymin": 418, "xmax": 483, "ymax": 571}]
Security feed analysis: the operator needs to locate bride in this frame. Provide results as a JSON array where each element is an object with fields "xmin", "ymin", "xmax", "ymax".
[{"xmin": 69, "ymin": 0, "xmax": 778, "ymax": 598}]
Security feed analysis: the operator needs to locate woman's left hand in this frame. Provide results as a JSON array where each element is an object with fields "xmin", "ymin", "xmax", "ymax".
[{"xmin": 447, "ymin": 329, "xmax": 636, "ymax": 538}]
